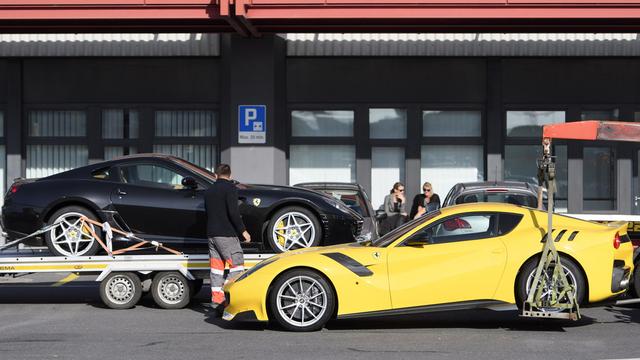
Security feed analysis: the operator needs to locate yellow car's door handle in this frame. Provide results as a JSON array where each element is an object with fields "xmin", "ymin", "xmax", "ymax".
[{"xmin": 491, "ymin": 248, "xmax": 504, "ymax": 254}]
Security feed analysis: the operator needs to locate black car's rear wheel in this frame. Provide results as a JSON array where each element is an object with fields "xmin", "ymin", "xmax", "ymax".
[
  {"xmin": 45, "ymin": 206, "xmax": 101, "ymax": 257},
  {"xmin": 267, "ymin": 207, "xmax": 321, "ymax": 253},
  {"xmin": 268, "ymin": 269, "xmax": 335, "ymax": 332}
]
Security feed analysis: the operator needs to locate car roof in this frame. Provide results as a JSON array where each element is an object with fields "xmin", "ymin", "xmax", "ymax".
[
  {"xmin": 440, "ymin": 202, "xmax": 529, "ymax": 214},
  {"xmin": 295, "ymin": 182, "xmax": 363, "ymax": 191},
  {"xmin": 457, "ymin": 181, "xmax": 538, "ymax": 192}
]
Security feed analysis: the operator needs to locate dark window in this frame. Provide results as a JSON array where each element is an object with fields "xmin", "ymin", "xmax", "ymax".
[
  {"xmin": 119, "ymin": 164, "xmax": 186, "ymax": 190},
  {"xmin": 497, "ymin": 213, "xmax": 523, "ymax": 235},
  {"xmin": 455, "ymin": 192, "xmax": 537, "ymax": 208},
  {"xmin": 404, "ymin": 213, "xmax": 498, "ymax": 245}
]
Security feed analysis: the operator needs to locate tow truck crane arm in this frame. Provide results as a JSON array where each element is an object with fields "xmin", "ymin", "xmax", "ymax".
[{"xmin": 523, "ymin": 120, "xmax": 640, "ymax": 320}]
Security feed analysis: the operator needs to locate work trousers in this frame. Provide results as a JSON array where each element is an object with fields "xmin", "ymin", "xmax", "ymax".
[{"xmin": 208, "ymin": 236, "xmax": 244, "ymax": 305}]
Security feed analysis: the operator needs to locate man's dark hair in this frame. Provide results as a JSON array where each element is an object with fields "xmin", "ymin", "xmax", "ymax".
[{"xmin": 215, "ymin": 163, "xmax": 231, "ymax": 177}]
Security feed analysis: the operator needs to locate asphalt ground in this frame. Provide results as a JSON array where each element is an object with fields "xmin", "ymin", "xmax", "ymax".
[{"xmin": 1, "ymin": 273, "xmax": 640, "ymax": 360}]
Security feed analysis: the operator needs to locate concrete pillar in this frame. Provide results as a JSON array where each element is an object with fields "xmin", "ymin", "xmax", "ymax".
[
  {"xmin": 6, "ymin": 60, "xmax": 22, "ymax": 188},
  {"xmin": 486, "ymin": 59, "xmax": 502, "ymax": 182},
  {"xmin": 220, "ymin": 34, "xmax": 287, "ymax": 185}
]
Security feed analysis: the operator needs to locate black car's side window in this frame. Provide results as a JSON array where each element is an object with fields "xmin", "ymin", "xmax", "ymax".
[{"xmin": 119, "ymin": 164, "xmax": 187, "ymax": 190}]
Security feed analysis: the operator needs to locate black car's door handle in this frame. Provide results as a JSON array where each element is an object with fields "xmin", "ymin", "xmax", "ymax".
[{"xmin": 117, "ymin": 189, "xmax": 127, "ymax": 196}]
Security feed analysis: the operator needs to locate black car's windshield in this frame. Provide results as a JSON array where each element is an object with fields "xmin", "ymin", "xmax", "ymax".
[
  {"xmin": 371, "ymin": 210, "xmax": 441, "ymax": 247},
  {"xmin": 171, "ymin": 157, "xmax": 216, "ymax": 182}
]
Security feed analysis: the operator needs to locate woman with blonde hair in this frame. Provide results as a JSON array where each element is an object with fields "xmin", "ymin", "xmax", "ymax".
[{"xmin": 410, "ymin": 181, "xmax": 441, "ymax": 219}]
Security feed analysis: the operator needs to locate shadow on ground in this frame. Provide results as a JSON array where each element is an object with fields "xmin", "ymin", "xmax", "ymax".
[
  {"xmin": 202, "ymin": 308, "xmax": 599, "ymax": 332},
  {"xmin": 4, "ymin": 282, "xmax": 640, "ymax": 332}
]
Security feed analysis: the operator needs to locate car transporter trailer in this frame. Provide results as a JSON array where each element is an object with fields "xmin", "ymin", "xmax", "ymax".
[
  {"xmin": 0, "ymin": 250, "xmax": 274, "ymax": 309},
  {"xmin": 0, "ymin": 216, "xmax": 275, "ymax": 309}
]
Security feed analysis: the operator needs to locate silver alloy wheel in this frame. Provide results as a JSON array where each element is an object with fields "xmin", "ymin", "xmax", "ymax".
[
  {"xmin": 271, "ymin": 212, "xmax": 316, "ymax": 252},
  {"xmin": 525, "ymin": 264, "xmax": 577, "ymax": 313},
  {"xmin": 105, "ymin": 275, "xmax": 135, "ymax": 306},
  {"xmin": 49, "ymin": 212, "xmax": 97, "ymax": 257},
  {"xmin": 157, "ymin": 275, "xmax": 186, "ymax": 305},
  {"xmin": 276, "ymin": 275, "xmax": 328, "ymax": 328}
]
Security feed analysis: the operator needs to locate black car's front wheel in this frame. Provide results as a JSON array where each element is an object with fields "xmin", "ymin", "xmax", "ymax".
[
  {"xmin": 45, "ymin": 206, "xmax": 101, "ymax": 257},
  {"xmin": 267, "ymin": 207, "xmax": 321, "ymax": 253},
  {"xmin": 268, "ymin": 269, "xmax": 335, "ymax": 332}
]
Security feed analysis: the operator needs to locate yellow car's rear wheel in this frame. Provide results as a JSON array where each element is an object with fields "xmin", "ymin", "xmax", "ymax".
[
  {"xmin": 516, "ymin": 256, "xmax": 585, "ymax": 312},
  {"xmin": 268, "ymin": 269, "xmax": 335, "ymax": 332}
]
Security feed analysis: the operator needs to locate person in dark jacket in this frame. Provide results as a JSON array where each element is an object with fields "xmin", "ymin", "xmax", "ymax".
[
  {"xmin": 409, "ymin": 182, "xmax": 441, "ymax": 220},
  {"xmin": 204, "ymin": 163, "xmax": 251, "ymax": 313}
]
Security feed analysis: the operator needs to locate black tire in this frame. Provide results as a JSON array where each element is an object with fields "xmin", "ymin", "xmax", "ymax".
[
  {"xmin": 151, "ymin": 271, "xmax": 191, "ymax": 309},
  {"xmin": 516, "ymin": 256, "xmax": 586, "ymax": 309},
  {"xmin": 45, "ymin": 205, "xmax": 101, "ymax": 257},
  {"xmin": 632, "ymin": 262, "xmax": 640, "ymax": 298},
  {"xmin": 267, "ymin": 206, "xmax": 322, "ymax": 253},
  {"xmin": 99, "ymin": 272, "xmax": 143, "ymax": 309},
  {"xmin": 268, "ymin": 269, "xmax": 335, "ymax": 332}
]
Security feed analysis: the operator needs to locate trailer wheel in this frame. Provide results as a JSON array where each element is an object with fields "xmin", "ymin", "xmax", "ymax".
[
  {"xmin": 151, "ymin": 271, "xmax": 191, "ymax": 309},
  {"xmin": 100, "ymin": 272, "xmax": 142, "ymax": 310}
]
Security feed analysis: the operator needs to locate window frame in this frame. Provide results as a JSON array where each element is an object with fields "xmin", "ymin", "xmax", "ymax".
[
  {"xmin": 114, "ymin": 160, "xmax": 202, "ymax": 191},
  {"xmin": 400, "ymin": 211, "xmax": 521, "ymax": 246},
  {"xmin": 502, "ymin": 106, "xmax": 569, "ymax": 206}
]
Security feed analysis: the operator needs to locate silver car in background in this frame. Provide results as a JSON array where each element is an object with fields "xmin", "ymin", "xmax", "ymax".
[
  {"xmin": 442, "ymin": 181, "xmax": 545, "ymax": 208},
  {"xmin": 295, "ymin": 182, "xmax": 379, "ymax": 241}
]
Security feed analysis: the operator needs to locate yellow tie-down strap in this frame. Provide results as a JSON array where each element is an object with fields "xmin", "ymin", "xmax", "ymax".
[
  {"xmin": 182, "ymin": 259, "xmax": 262, "ymax": 270},
  {"xmin": 0, "ymin": 263, "xmax": 108, "ymax": 272}
]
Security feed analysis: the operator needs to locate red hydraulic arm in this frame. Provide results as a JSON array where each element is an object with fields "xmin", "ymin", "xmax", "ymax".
[{"xmin": 543, "ymin": 120, "xmax": 640, "ymax": 142}]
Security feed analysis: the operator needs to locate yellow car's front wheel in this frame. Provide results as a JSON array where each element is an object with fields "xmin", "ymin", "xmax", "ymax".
[{"xmin": 268, "ymin": 269, "xmax": 335, "ymax": 332}]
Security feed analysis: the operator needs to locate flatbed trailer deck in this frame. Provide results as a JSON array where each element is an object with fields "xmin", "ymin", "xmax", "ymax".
[{"xmin": 0, "ymin": 251, "xmax": 275, "ymax": 309}]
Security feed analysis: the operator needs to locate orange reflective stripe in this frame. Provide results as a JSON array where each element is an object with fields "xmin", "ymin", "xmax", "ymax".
[
  {"xmin": 212, "ymin": 291, "xmax": 225, "ymax": 304},
  {"xmin": 210, "ymin": 258, "xmax": 224, "ymax": 269}
]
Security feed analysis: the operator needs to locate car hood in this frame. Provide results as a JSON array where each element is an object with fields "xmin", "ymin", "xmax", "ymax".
[
  {"xmin": 243, "ymin": 183, "xmax": 363, "ymax": 220},
  {"xmin": 268, "ymin": 242, "xmax": 380, "ymax": 266}
]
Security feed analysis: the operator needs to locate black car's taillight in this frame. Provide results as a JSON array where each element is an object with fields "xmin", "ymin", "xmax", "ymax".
[{"xmin": 5, "ymin": 183, "xmax": 20, "ymax": 198}]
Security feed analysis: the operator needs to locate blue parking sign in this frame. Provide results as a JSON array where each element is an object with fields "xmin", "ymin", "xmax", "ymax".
[{"xmin": 238, "ymin": 105, "xmax": 266, "ymax": 144}]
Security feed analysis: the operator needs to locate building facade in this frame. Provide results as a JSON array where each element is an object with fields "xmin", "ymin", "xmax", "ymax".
[{"xmin": 0, "ymin": 33, "xmax": 638, "ymax": 213}]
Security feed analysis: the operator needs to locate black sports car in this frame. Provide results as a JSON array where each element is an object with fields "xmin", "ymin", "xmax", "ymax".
[{"xmin": 1, "ymin": 154, "xmax": 363, "ymax": 256}]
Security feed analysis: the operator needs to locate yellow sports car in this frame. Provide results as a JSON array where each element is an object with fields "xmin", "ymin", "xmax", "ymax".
[{"xmin": 222, "ymin": 203, "xmax": 633, "ymax": 331}]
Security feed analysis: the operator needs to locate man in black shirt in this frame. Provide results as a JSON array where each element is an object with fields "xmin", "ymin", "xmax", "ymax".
[{"xmin": 205, "ymin": 163, "xmax": 251, "ymax": 312}]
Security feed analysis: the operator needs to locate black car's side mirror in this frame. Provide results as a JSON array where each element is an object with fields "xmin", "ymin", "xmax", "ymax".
[
  {"xmin": 181, "ymin": 176, "xmax": 198, "ymax": 190},
  {"xmin": 375, "ymin": 209, "xmax": 387, "ymax": 220}
]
